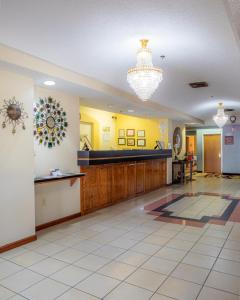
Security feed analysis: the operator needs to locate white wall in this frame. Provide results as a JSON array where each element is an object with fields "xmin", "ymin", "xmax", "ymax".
[
  {"xmin": 0, "ymin": 70, "xmax": 35, "ymax": 246},
  {"xmin": 34, "ymin": 87, "xmax": 80, "ymax": 226}
]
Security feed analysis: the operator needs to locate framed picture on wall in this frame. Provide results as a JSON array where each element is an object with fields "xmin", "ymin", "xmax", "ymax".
[
  {"xmin": 225, "ymin": 136, "xmax": 234, "ymax": 145},
  {"xmin": 127, "ymin": 138, "xmax": 135, "ymax": 146},
  {"xmin": 118, "ymin": 129, "xmax": 125, "ymax": 137},
  {"xmin": 126, "ymin": 129, "xmax": 135, "ymax": 137},
  {"xmin": 137, "ymin": 139, "xmax": 146, "ymax": 147},
  {"xmin": 118, "ymin": 138, "xmax": 126, "ymax": 145},
  {"xmin": 137, "ymin": 130, "xmax": 145, "ymax": 137}
]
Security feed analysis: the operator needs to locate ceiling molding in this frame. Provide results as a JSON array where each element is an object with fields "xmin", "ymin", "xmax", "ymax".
[
  {"xmin": 223, "ymin": 0, "xmax": 240, "ymax": 50},
  {"xmin": 0, "ymin": 43, "xmax": 203, "ymax": 123}
]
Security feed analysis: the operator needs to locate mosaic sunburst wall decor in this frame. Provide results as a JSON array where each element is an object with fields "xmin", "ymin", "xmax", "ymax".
[
  {"xmin": 0, "ymin": 97, "xmax": 28, "ymax": 134},
  {"xmin": 33, "ymin": 97, "xmax": 68, "ymax": 148}
]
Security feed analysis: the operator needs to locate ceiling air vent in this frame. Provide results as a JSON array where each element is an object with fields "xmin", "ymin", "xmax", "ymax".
[{"xmin": 189, "ymin": 81, "xmax": 208, "ymax": 88}]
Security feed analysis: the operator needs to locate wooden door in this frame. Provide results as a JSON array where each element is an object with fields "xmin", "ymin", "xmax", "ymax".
[
  {"xmin": 80, "ymin": 166, "xmax": 98, "ymax": 213},
  {"xmin": 136, "ymin": 162, "xmax": 145, "ymax": 194},
  {"xmin": 152, "ymin": 159, "xmax": 161, "ymax": 189},
  {"xmin": 126, "ymin": 163, "xmax": 136, "ymax": 197},
  {"xmin": 97, "ymin": 166, "xmax": 112, "ymax": 207},
  {"xmin": 112, "ymin": 163, "xmax": 127, "ymax": 202},
  {"xmin": 145, "ymin": 160, "xmax": 154, "ymax": 192},
  {"xmin": 204, "ymin": 134, "xmax": 221, "ymax": 173}
]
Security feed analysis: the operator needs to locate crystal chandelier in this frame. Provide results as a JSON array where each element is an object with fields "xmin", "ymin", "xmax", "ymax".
[
  {"xmin": 213, "ymin": 102, "xmax": 228, "ymax": 128},
  {"xmin": 127, "ymin": 39, "xmax": 163, "ymax": 101}
]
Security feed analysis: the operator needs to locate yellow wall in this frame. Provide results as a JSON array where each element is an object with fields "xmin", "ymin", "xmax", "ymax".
[{"xmin": 80, "ymin": 105, "xmax": 169, "ymax": 150}]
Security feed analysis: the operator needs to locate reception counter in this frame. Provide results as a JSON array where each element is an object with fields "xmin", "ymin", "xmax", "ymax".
[{"xmin": 78, "ymin": 150, "xmax": 172, "ymax": 215}]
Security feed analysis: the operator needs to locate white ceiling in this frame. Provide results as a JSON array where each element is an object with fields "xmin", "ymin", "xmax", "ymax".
[{"xmin": 0, "ymin": 0, "xmax": 240, "ymax": 122}]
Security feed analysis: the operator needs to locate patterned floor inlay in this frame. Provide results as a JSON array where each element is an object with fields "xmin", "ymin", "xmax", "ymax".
[{"xmin": 144, "ymin": 192, "xmax": 240, "ymax": 227}]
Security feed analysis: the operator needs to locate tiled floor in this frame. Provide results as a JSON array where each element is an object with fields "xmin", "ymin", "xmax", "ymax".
[{"xmin": 1, "ymin": 176, "xmax": 240, "ymax": 299}]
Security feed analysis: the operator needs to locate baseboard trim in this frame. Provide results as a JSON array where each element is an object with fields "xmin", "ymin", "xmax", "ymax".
[
  {"xmin": 222, "ymin": 173, "xmax": 240, "ymax": 176},
  {"xmin": 36, "ymin": 212, "xmax": 81, "ymax": 231},
  {"xmin": 0, "ymin": 235, "xmax": 37, "ymax": 253}
]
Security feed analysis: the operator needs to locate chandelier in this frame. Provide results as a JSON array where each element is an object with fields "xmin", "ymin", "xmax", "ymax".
[
  {"xmin": 127, "ymin": 39, "xmax": 163, "ymax": 101},
  {"xmin": 213, "ymin": 102, "xmax": 228, "ymax": 128}
]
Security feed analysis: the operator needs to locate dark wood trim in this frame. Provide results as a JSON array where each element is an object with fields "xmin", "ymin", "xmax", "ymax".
[
  {"xmin": 0, "ymin": 235, "xmax": 37, "ymax": 253},
  {"xmin": 222, "ymin": 173, "xmax": 240, "ymax": 176},
  {"xmin": 34, "ymin": 173, "xmax": 85, "ymax": 185},
  {"xmin": 36, "ymin": 212, "xmax": 81, "ymax": 231}
]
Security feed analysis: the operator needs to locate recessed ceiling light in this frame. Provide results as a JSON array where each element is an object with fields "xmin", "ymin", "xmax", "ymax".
[
  {"xmin": 43, "ymin": 80, "xmax": 56, "ymax": 86},
  {"xmin": 128, "ymin": 109, "xmax": 134, "ymax": 113}
]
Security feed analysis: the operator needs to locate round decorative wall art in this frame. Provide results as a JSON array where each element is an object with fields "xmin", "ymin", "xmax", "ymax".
[
  {"xmin": 0, "ymin": 97, "xmax": 28, "ymax": 134},
  {"xmin": 173, "ymin": 127, "xmax": 182, "ymax": 155},
  {"xmin": 33, "ymin": 96, "xmax": 68, "ymax": 148}
]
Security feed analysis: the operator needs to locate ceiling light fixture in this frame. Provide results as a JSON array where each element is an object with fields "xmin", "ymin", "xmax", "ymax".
[
  {"xmin": 127, "ymin": 39, "xmax": 163, "ymax": 101},
  {"xmin": 128, "ymin": 109, "xmax": 134, "ymax": 113},
  {"xmin": 213, "ymin": 102, "xmax": 228, "ymax": 128},
  {"xmin": 43, "ymin": 80, "xmax": 56, "ymax": 86}
]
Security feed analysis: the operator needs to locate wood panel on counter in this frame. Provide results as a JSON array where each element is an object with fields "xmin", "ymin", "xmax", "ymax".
[{"xmin": 80, "ymin": 159, "xmax": 166, "ymax": 215}]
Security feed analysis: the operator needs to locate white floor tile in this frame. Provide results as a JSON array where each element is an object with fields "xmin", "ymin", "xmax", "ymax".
[
  {"xmin": 143, "ymin": 235, "xmax": 171, "ymax": 246},
  {"xmin": 51, "ymin": 248, "xmax": 87, "ymax": 263},
  {"xmin": 56, "ymin": 288, "xmax": 99, "ymax": 299},
  {"xmin": 197, "ymin": 287, "xmax": 239, "ymax": 300},
  {"xmin": 29, "ymin": 257, "xmax": 67, "ymax": 276},
  {"xmin": 171, "ymin": 263, "xmax": 210, "ymax": 284},
  {"xmin": 157, "ymin": 277, "xmax": 201, "ymax": 300},
  {"xmin": 165, "ymin": 239, "xmax": 194, "ymax": 251},
  {"xmin": 104, "ymin": 282, "xmax": 153, "ymax": 300},
  {"xmin": 151, "ymin": 294, "xmax": 175, "ymax": 300},
  {"xmin": 93, "ymin": 245, "xmax": 126, "ymax": 259},
  {"xmin": 0, "ymin": 269, "xmax": 44, "ymax": 293},
  {"xmin": 0, "ymin": 285, "xmax": 15, "ymax": 300},
  {"xmin": 142, "ymin": 257, "xmax": 178, "ymax": 275},
  {"xmin": 214, "ymin": 258, "xmax": 240, "ymax": 277},
  {"xmin": 10, "ymin": 251, "xmax": 46, "ymax": 267},
  {"xmin": 50, "ymin": 265, "xmax": 92, "ymax": 286},
  {"xmin": 219, "ymin": 248, "xmax": 240, "ymax": 262},
  {"xmin": 191, "ymin": 243, "xmax": 221, "ymax": 257},
  {"xmin": 72, "ymin": 240, "xmax": 102, "ymax": 253},
  {"xmin": 0, "ymin": 261, "xmax": 23, "ymax": 280},
  {"xmin": 131, "ymin": 242, "xmax": 161, "ymax": 255},
  {"xmin": 182, "ymin": 252, "xmax": 216, "ymax": 269},
  {"xmin": 98, "ymin": 261, "xmax": 136, "ymax": 280},
  {"xmin": 110, "ymin": 237, "xmax": 138, "ymax": 250},
  {"xmin": 115, "ymin": 250, "xmax": 149, "ymax": 267},
  {"xmin": 75, "ymin": 273, "xmax": 120, "ymax": 298},
  {"xmin": 198, "ymin": 236, "xmax": 225, "ymax": 247},
  {"xmin": 206, "ymin": 270, "xmax": 240, "ymax": 295},
  {"xmin": 126, "ymin": 268, "xmax": 166, "ymax": 292},
  {"xmin": 21, "ymin": 278, "xmax": 69, "ymax": 300},
  {"xmin": 155, "ymin": 247, "xmax": 187, "ymax": 262},
  {"xmin": 74, "ymin": 254, "xmax": 111, "ymax": 271},
  {"xmin": 34, "ymin": 243, "xmax": 66, "ymax": 256}
]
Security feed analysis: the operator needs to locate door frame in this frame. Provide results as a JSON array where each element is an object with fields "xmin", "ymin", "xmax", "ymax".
[{"xmin": 202, "ymin": 133, "xmax": 222, "ymax": 173}]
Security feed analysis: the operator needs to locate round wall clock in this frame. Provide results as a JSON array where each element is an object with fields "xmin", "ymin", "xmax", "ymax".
[
  {"xmin": 0, "ymin": 97, "xmax": 28, "ymax": 134},
  {"xmin": 230, "ymin": 115, "xmax": 237, "ymax": 124},
  {"xmin": 33, "ymin": 97, "xmax": 68, "ymax": 148},
  {"xmin": 173, "ymin": 127, "xmax": 182, "ymax": 155}
]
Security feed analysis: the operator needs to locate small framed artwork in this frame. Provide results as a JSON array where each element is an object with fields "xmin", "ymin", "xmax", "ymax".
[
  {"xmin": 118, "ymin": 138, "xmax": 126, "ymax": 145},
  {"xmin": 225, "ymin": 136, "xmax": 234, "ymax": 145},
  {"xmin": 127, "ymin": 138, "xmax": 135, "ymax": 146},
  {"xmin": 126, "ymin": 129, "xmax": 135, "ymax": 137},
  {"xmin": 137, "ymin": 130, "xmax": 145, "ymax": 137},
  {"xmin": 118, "ymin": 129, "xmax": 125, "ymax": 137},
  {"xmin": 137, "ymin": 139, "xmax": 146, "ymax": 147}
]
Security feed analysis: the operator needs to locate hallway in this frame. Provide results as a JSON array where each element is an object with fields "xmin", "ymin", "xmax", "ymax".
[{"xmin": 0, "ymin": 177, "xmax": 240, "ymax": 300}]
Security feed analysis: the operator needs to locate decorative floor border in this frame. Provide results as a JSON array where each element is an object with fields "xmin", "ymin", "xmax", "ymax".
[{"xmin": 144, "ymin": 192, "xmax": 240, "ymax": 227}]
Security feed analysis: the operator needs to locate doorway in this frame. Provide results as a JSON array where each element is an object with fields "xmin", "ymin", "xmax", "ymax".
[{"xmin": 203, "ymin": 134, "xmax": 221, "ymax": 173}]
